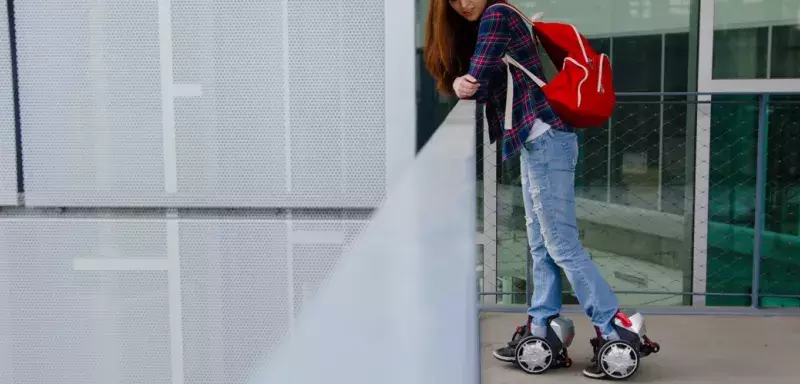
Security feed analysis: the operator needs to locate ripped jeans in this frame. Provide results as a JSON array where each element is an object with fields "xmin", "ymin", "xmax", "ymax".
[{"xmin": 520, "ymin": 128, "xmax": 620, "ymax": 339}]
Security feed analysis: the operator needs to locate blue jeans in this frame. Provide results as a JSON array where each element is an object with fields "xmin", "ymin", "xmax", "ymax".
[{"xmin": 520, "ymin": 129, "xmax": 620, "ymax": 339}]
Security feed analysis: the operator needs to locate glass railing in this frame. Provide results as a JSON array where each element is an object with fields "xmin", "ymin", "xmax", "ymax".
[
  {"xmin": 474, "ymin": 92, "xmax": 800, "ymax": 311},
  {"xmin": 251, "ymin": 101, "xmax": 480, "ymax": 384}
]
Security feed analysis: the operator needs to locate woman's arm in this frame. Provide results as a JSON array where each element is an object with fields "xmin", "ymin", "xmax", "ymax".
[{"xmin": 466, "ymin": 6, "xmax": 512, "ymax": 102}]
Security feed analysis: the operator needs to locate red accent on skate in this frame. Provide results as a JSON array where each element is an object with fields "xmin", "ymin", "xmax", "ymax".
[
  {"xmin": 564, "ymin": 332, "xmax": 575, "ymax": 346},
  {"xmin": 615, "ymin": 312, "xmax": 633, "ymax": 328}
]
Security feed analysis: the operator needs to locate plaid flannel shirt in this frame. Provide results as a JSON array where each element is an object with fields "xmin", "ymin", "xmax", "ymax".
[{"xmin": 467, "ymin": 2, "xmax": 571, "ymax": 161}]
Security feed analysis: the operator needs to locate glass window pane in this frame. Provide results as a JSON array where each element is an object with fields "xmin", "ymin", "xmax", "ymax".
[
  {"xmin": 661, "ymin": 33, "xmax": 692, "ymax": 215},
  {"xmin": 588, "ymin": 37, "xmax": 611, "ymax": 56},
  {"xmin": 576, "ymin": 38, "xmax": 611, "ymax": 202},
  {"xmin": 576, "ymin": 128, "xmax": 609, "ymax": 202},
  {"xmin": 712, "ymin": 27, "xmax": 768, "ymax": 79},
  {"xmin": 511, "ymin": 0, "xmax": 692, "ymax": 38},
  {"xmin": 713, "ymin": 0, "xmax": 800, "ymax": 79},
  {"xmin": 612, "ymin": 35, "xmax": 662, "ymax": 92},
  {"xmin": 609, "ymin": 35, "xmax": 661, "ymax": 210},
  {"xmin": 761, "ymin": 95, "xmax": 800, "ymax": 306},
  {"xmin": 610, "ymin": 97, "xmax": 661, "ymax": 210},
  {"xmin": 770, "ymin": 26, "xmax": 800, "ymax": 79},
  {"xmin": 706, "ymin": 95, "xmax": 759, "ymax": 306},
  {"xmin": 664, "ymin": 33, "xmax": 690, "ymax": 93},
  {"xmin": 496, "ymin": 153, "xmax": 526, "ymax": 304}
]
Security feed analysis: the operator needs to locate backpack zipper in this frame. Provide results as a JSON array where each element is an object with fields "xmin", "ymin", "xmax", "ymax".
[{"xmin": 597, "ymin": 54, "xmax": 608, "ymax": 93}]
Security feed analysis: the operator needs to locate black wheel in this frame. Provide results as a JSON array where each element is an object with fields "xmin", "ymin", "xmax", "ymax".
[
  {"xmin": 563, "ymin": 357, "xmax": 572, "ymax": 368},
  {"xmin": 597, "ymin": 340, "xmax": 640, "ymax": 380},
  {"xmin": 514, "ymin": 336, "xmax": 554, "ymax": 374},
  {"xmin": 652, "ymin": 342, "xmax": 661, "ymax": 353}
]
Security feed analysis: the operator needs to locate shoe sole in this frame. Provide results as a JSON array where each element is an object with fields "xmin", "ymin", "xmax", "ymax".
[
  {"xmin": 492, "ymin": 351, "xmax": 515, "ymax": 362},
  {"xmin": 581, "ymin": 369, "xmax": 606, "ymax": 379}
]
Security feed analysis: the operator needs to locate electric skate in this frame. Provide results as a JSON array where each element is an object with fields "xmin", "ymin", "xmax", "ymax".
[
  {"xmin": 584, "ymin": 311, "xmax": 662, "ymax": 380},
  {"xmin": 493, "ymin": 315, "xmax": 575, "ymax": 374}
]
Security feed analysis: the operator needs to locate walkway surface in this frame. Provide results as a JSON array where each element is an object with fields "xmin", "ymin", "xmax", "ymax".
[{"xmin": 481, "ymin": 312, "xmax": 800, "ymax": 384}]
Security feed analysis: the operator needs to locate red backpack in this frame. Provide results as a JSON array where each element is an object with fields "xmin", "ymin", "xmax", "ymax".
[{"xmin": 493, "ymin": 3, "xmax": 615, "ymax": 128}]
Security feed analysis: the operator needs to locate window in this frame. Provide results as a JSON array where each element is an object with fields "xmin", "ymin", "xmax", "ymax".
[
  {"xmin": 712, "ymin": 0, "xmax": 800, "ymax": 79},
  {"xmin": 770, "ymin": 26, "xmax": 800, "ymax": 79}
]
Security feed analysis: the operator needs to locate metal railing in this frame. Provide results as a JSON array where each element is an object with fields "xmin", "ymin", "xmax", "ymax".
[{"xmin": 476, "ymin": 92, "xmax": 800, "ymax": 315}]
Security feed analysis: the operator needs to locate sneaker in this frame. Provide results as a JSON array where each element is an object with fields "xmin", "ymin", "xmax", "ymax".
[
  {"xmin": 492, "ymin": 323, "xmax": 530, "ymax": 362},
  {"xmin": 582, "ymin": 356, "xmax": 605, "ymax": 379},
  {"xmin": 584, "ymin": 337, "xmax": 606, "ymax": 378},
  {"xmin": 492, "ymin": 345, "xmax": 516, "ymax": 362}
]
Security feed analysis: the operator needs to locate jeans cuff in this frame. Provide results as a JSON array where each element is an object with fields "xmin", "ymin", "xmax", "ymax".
[
  {"xmin": 530, "ymin": 324, "xmax": 549, "ymax": 338},
  {"xmin": 600, "ymin": 327, "xmax": 620, "ymax": 341},
  {"xmin": 529, "ymin": 316, "xmax": 550, "ymax": 327}
]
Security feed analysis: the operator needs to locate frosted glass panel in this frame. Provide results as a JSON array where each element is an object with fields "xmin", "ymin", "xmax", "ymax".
[{"xmin": 252, "ymin": 101, "xmax": 478, "ymax": 384}]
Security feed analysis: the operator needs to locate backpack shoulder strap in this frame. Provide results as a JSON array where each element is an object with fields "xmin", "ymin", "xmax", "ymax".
[
  {"xmin": 487, "ymin": 3, "xmax": 547, "ymax": 87},
  {"xmin": 503, "ymin": 56, "xmax": 546, "ymax": 88},
  {"xmin": 486, "ymin": 3, "xmax": 543, "ymax": 27},
  {"xmin": 486, "ymin": 3, "xmax": 548, "ymax": 132}
]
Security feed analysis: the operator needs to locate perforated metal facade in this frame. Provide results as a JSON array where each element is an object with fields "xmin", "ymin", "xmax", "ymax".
[
  {"xmin": 2, "ymin": 0, "xmax": 417, "ymax": 382},
  {"xmin": 0, "ymin": 1, "xmax": 15, "ymax": 206},
  {"xmin": 14, "ymin": 0, "xmax": 389, "ymax": 208},
  {"xmin": 0, "ymin": 217, "xmax": 367, "ymax": 384}
]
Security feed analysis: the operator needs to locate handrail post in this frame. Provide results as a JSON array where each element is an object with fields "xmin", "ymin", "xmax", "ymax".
[
  {"xmin": 752, "ymin": 93, "xmax": 769, "ymax": 309},
  {"xmin": 477, "ymin": 102, "xmax": 499, "ymax": 304},
  {"xmin": 525, "ymin": 246, "xmax": 532, "ymax": 307}
]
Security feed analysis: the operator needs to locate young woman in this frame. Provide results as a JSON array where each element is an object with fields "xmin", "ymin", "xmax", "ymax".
[{"xmin": 424, "ymin": 0, "xmax": 623, "ymax": 378}]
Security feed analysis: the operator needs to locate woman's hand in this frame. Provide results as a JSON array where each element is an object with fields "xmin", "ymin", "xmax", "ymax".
[{"xmin": 453, "ymin": 75, "xmax": 479, "ymax": 99}]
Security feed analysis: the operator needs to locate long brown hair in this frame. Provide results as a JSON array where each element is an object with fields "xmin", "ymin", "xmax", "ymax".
[{"xmin": 424, "ymin": 0, "xmax": 498, "ymax": 95}]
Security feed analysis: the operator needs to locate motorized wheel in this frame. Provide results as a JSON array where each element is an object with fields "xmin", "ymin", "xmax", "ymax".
[
  {"xmin": 514, "ymin": 336, "xmax": 554, "ymax": 374},
  {"xmin": 597, "ymin": 339, "xmax": 640, "ymax": 380}
]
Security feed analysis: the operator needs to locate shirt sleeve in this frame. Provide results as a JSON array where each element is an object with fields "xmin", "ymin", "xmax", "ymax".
[{"xmin": 467, "ymin": 7, "xmax": 512, "ymax": 102}]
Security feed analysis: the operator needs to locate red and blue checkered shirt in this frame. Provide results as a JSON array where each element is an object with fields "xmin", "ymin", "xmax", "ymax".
[{"xmin": 467, "ymin": 2, "xmax": 571, "ymax": 161}]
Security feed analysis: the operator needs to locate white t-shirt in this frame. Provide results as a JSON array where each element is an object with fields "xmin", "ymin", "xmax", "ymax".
[{"xmin": 526, "ymin": 118, "xmax": 551, "ymax": 143}]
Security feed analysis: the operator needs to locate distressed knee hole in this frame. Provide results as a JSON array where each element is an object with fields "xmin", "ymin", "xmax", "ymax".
[{"xmin": 525, "ymin": 216, "xmax": 534, "ymax": 226}]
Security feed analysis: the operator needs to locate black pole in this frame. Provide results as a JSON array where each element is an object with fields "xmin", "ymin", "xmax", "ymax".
[{"xmin": 6, "ymin": 0, "xmax": 23, "ymax": 193}]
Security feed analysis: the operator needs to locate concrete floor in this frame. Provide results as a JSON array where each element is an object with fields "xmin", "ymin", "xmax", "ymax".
[{"xmin": 481, "ymin": 312, "xmax": 800, "ymax": 384}]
